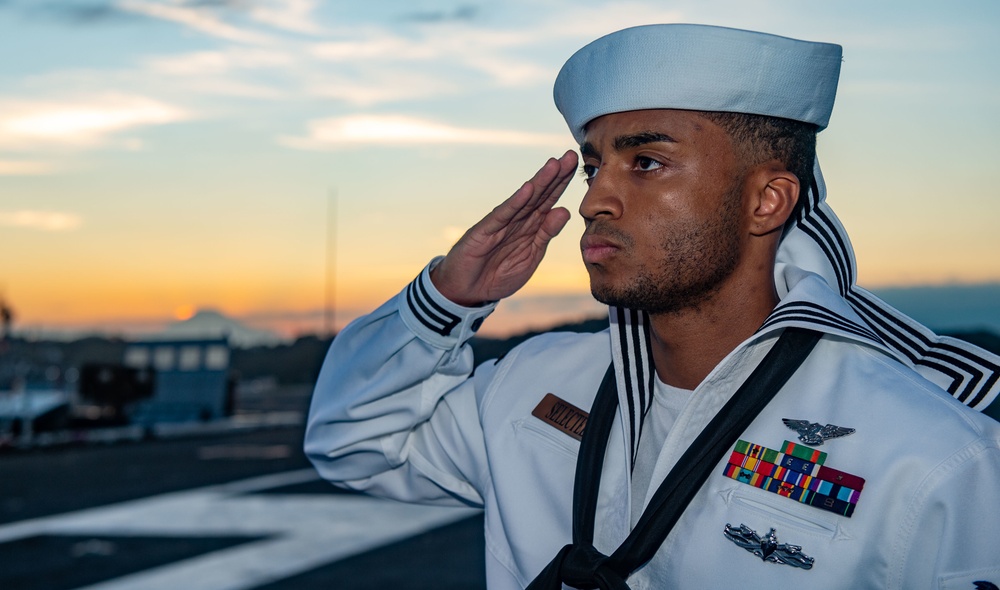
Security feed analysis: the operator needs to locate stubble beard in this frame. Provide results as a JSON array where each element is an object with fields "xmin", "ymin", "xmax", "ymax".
[{"xmin": 590, "ymin": 187, "xmax": 744, "ymax": 315}]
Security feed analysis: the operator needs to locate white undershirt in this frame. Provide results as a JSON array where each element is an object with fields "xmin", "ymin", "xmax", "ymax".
[{"xmin": 630, "ymin": 376, "xmax": 694, "ymax": 526}]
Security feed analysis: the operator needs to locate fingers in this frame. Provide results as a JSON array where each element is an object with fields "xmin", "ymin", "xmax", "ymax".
[
  {"xmin": 524, "ymin": 150, "xmax": 578, "ymax": 195},
  {"xmin": 479, "ymin": 180, "xmax": 535, "ymax": 231},
  {"xmin": 434, "ymin": 153, "xmax": 577, "ymax": 304},
  {"xmin": 483, "ymin": 151, "xmax": 578, "ymax": 231},
  {"xmin": 527, "ymin": 151, "xmax": 578, "ymax": 208},
  {"xmin": 539, "ymin": 207, "xmax": 571, "ymax": 240},
  {"xmin": 538, "ymin": 151, "xmax": 578, "ymax": 207},
  {"xmin": 506, "ymin": 151, "xmax": 577, "ymax": 225}
]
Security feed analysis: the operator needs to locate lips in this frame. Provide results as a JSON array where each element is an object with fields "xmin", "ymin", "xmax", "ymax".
[{"xmin": 580, "ymin": 234, "xmax": 621, "ymax": 264}]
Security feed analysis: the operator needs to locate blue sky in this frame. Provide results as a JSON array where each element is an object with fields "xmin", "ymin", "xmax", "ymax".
[{"xmin": 1, "ymin": 0, "xmax": 998, "ymax": 338}]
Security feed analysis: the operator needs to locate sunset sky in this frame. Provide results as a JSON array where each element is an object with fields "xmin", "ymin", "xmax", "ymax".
[{"xmin": 2, "ymin": 0, "xmax": 998, "ymax": 340}]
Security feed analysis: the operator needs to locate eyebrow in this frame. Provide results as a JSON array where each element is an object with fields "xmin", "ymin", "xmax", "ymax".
[
  {"xmin": 613, "ymin": 131, "xmax": 677, "ymax": 151},
  {"xmin": 580, "ymin": 131, "xmax": 678, "ymax": 159}
]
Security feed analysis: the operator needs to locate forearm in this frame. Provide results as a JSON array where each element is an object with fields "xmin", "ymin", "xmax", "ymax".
[{"xmin": 304, "ymin": 261, "xmax": 496, "ymax": 503}]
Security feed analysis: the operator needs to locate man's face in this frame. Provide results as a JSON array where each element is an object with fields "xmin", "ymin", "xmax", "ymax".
[{"xmin": 578, "ymin": 109, "xmax": 749, "ymax": 314}]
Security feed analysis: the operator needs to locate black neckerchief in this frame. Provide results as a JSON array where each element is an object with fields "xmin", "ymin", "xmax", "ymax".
[{"xmin": 527, "ymin": 327, "xmax": 822, "ymax": 589}]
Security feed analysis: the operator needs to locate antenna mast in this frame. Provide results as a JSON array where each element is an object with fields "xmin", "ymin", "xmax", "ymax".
[{"xmin": 324, "ymin": 189, "xmax": 337, "ymax": 338}]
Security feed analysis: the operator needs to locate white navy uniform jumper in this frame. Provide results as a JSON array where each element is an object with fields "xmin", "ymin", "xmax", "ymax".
[{"xmin": 305, "ymin": 24, "xmax": 1000, "ymax": 590}]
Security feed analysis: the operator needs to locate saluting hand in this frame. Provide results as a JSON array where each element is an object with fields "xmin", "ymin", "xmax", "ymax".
[{"xmin": 431, "ymin": 150, "xmax": 578, "ymax": 307}]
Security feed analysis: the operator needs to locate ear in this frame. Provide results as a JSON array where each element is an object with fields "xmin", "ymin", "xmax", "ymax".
[{"xmin": 747, "ymin": 161, "xmax": 799, "ymax": 237}]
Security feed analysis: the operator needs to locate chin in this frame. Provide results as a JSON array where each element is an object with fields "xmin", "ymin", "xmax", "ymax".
[
  {"xmin": 587, "ymin": 270, "xmax": 631, "ymax": 306},
  {"xmin": 589, "ymin": 283, "xmax": 619, "ymax": 308}
]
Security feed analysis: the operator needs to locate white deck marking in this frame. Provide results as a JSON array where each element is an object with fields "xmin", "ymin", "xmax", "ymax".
[{"xmin": 0, "ymin": 469, "xmax": 480, "ymax": 590}]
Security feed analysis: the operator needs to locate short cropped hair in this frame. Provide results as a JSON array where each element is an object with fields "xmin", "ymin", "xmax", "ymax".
[{"xmin": 700, "ymin": 111, "xmax": 818, "ymax": 228}]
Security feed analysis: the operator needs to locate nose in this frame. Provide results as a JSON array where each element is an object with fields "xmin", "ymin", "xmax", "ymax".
[{"xmin": 578, "ymin": 168, "xmax": 623, "ymax": 222}]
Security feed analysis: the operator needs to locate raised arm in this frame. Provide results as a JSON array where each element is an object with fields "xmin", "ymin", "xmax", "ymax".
[
  {"xmin": 431, "ymin": 150, "xmax": 578, "ymax": 306},
  {"xmin": 306, "ymin": 151, "xmax": 579, "ymax": 505}
]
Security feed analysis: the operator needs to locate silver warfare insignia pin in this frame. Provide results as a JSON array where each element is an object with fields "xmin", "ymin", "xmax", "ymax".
[
  {"xmin": 723, "ymin": 523, "xmax": 814, "ymax": 569},
  {"xmin": 783, "ymin": 418, "xmax": 855, "ymax": 446}
]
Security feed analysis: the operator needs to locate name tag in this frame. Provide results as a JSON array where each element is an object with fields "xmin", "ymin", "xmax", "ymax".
[{"xmin": 531, "ymin": 393, "xmax": 589, "ymax": 441}]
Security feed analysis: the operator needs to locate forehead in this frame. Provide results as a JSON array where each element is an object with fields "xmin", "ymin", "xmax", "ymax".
[{"xmin": 582, "ymin": 109, "xmax": 729, "ymax": 150}]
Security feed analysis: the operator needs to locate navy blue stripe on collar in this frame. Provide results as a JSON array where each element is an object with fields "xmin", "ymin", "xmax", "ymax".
[
  {"xmin": 848, "ymin": 289, "xmax": 1000, "ymax": 406},
  {"xmin": 760, "ymin": 301, "xmax": 883, "ymax": 345},
  {"xmin": 610, "ymin": 307, "xmax": 655, "ymax": 471},
  {"xmin": 792, "ymin": 188, "xmax": 1000, "ymax": 411}
]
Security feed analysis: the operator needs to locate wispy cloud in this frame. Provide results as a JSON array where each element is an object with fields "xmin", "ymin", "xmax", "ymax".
[
  {"xmin": 305, "ymin": 70, "xmax": 460, "ymax": 106},
  {"xmin": 116, "ymin": 0, "xmax": 274, "ymax": 44},
  {"xmin": 534, "ymin": 3, "xmax": 684, "ymax": 39},
  {"xmin": 177, "ymin": 77, "xmax": 288, "ymax": 99},
  {"xmin": 309, "ymin": 36, "xmax": 439, "ymax": 62},
  {"xmin": 247, "ymin": 0, "xmax": 323, "ymax": 35},
  {"xmin": 0, "ymin": 160, "xmax": 56, "ymax": 175},
  {"xmin": 2, "ymin": 1, "xmax": 689, "ymax": 155},
  {"xmin": 304, "ymin": 4, "xmax": 685, "ymax": 102},
  {"xmin": 305, "ymin": 32, "xmax": 549, "ymax": 103},
  {"xmin": 146, "ymin": 48, "xmax": 294, "ymax": 75},
  {"xmin": 23, "ymin": 1, "xmax": 136, "ymax": 25},
  {"xmin": 461, "ymin": 54, "xmax": 550, "ymax": 87},
  {"xmin": 398, "ymin": 4, "xmax": 480, "ymax": 24},
  {"xmin": 12, "ymin": 1, "xmax": 686, "ymax": 122},
  {"xmin": 11, "ymin": 0, "xmax": 323, "ymax": 35},
  {"xmin": 279, "ymin": 114, "xmax": 568, "ymax": 149},
  {"xmin": 0, "ymin": 210, "xmax": 83, "ymax": 231},
  {"xmin": 0, "ymin": 95, "xmax": 187, "ymax": 149}
]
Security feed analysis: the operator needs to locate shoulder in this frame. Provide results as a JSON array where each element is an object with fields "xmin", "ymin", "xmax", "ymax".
[
  {"xmin": 480, "ymin": 328, "xmax": 611, "ymax": 375},
  {"xmin": 749, "ymin": 333, "xmax": 999, "ymax": 496},
  {"xmin": 515, "ymin": 328, "xmax": 610, "ymax": 355},
  {"xmin": 786, "ymin": 334, "xmax": 1000, "ymax": 470},
  {"xmin": 830, "ymin": 335, "xmax": 997, "ymax": 435},
  {"xmin": 474, "ymin": 329, "xmax": 612, "ymax": 426}
]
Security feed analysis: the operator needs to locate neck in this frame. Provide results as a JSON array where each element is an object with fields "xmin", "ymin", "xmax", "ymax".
[{"xmin": 648, "ymin": 271, "xmax": 778, "ymax": 390}]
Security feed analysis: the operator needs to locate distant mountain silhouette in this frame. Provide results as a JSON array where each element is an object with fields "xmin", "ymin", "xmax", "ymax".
[
  {"xmin": 873, "ymin": 283, "xmax": 1000, "ymax": 333},
  {"xmin": 155, "ymin": 309, "xmax": 286, "ymax": 348}
]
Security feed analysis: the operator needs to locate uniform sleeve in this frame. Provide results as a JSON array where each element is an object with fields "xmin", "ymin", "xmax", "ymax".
[
  {"xmin": 304, "ymin": 259, "xmax": 498, "ymax": 508},
  {"xmin": 895, "ymin": 437, "xmax": 1000, "ymax": 589}
]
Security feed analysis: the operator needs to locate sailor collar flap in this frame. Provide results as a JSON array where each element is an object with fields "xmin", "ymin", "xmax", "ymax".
[{"xmin": 761, "ymin": 266, "xmax": 886, "ymax": 349}]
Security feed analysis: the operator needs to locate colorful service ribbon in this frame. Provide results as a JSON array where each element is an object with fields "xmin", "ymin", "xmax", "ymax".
[{"xmin": 723, "ymin": 439, "xmax": 865, "ymax": 518}]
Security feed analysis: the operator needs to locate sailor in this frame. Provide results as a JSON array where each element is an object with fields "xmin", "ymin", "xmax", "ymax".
[{"xmin": 306, "ymin": 24, "xmax": 1000, "ymax": 588}]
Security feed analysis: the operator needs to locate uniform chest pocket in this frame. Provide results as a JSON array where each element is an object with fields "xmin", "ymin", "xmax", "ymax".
[
  {"xmin": 728, "ymin": 486, "xmax": 841, "ymax": 540},
  {"xmin": 512, "ymin": 416, "xmax": 580, "ymax": 459}
]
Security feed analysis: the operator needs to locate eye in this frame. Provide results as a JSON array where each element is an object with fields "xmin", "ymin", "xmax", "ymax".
[
  {"xmin": 580, "ymin": 163, "xmax": 599, "ymax": 183},
  {"xmin": 635, "ymin": 156, "xmax": 663, "ymax": 172}
]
